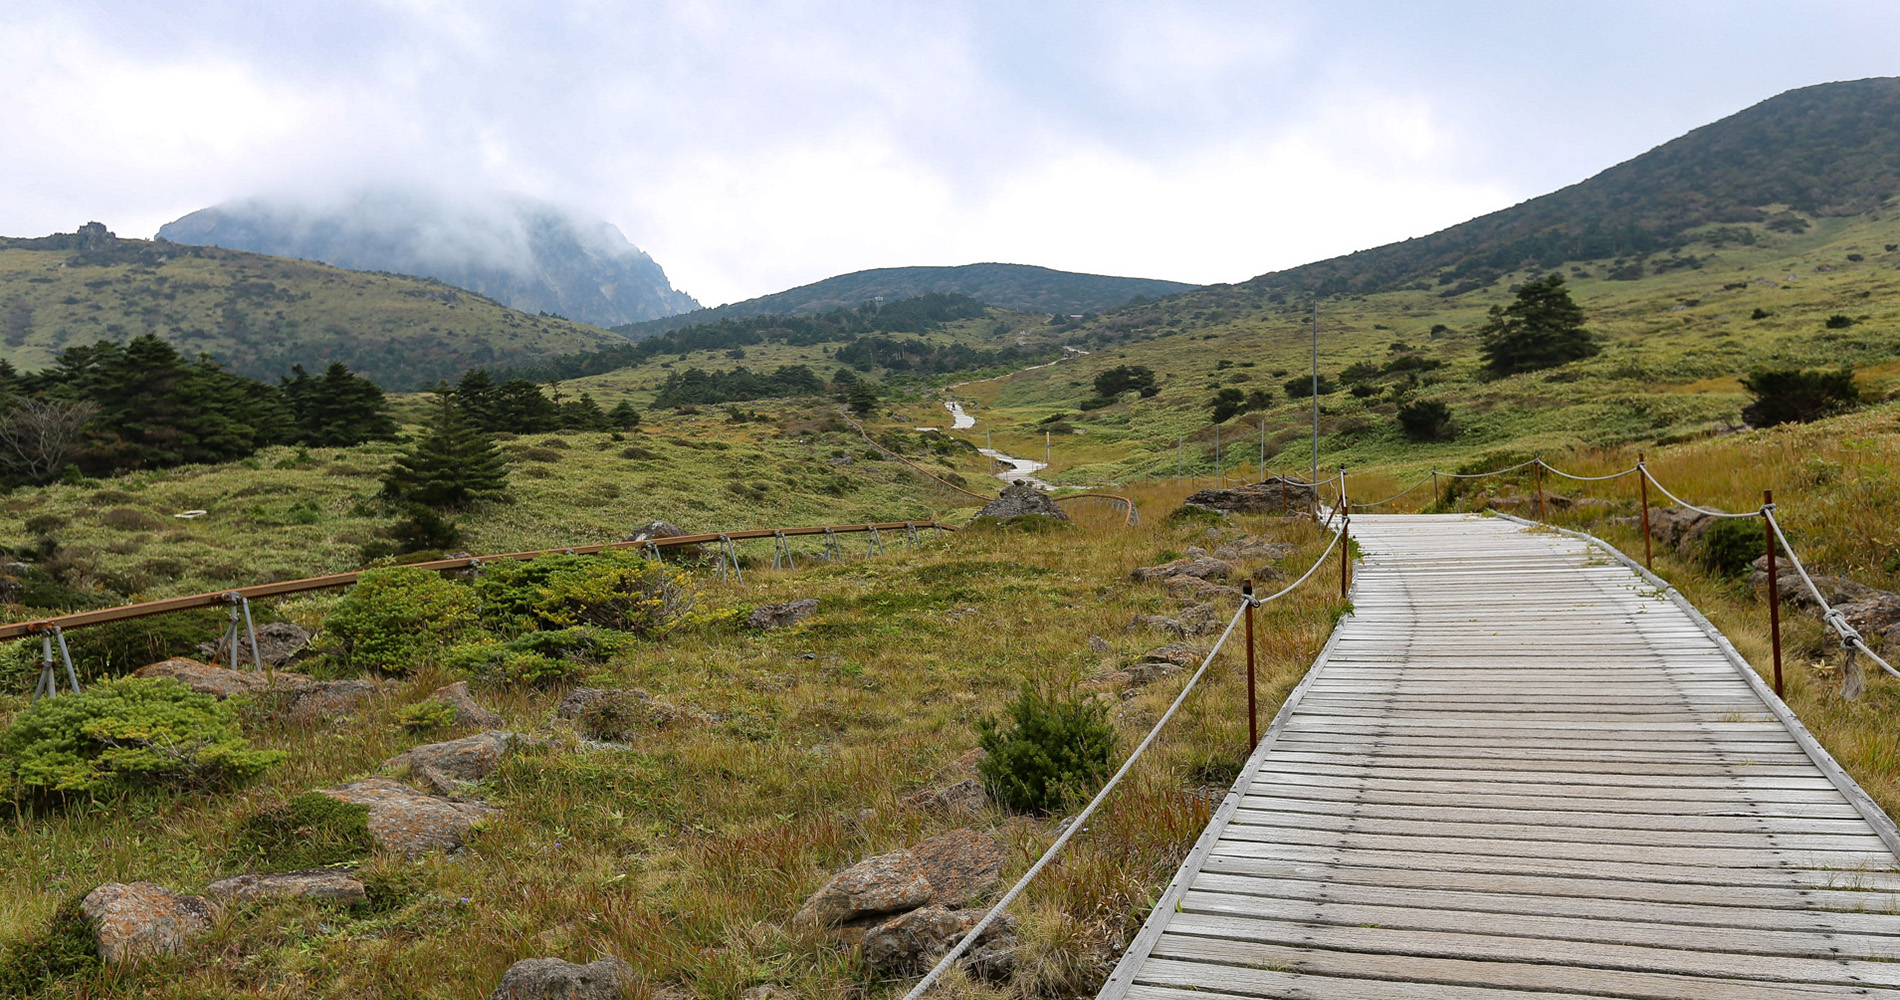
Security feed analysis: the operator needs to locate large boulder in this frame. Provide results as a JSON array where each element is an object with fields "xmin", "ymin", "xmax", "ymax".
[
  {"xmin": 317, "ymin": 778, "xmax": 498, "ymax": 857},
  {"xmin": 132, "ymin": 658, "xmax": 309, "ymax": 699},
  {"xmin": 80, "ymin": 882, "xmax": 215, "ymax": 964},
  {"xmin": 1130, "ymin": 548, "xmax": 1237, "ymax": 583},
  {"xmin": 431, "ymin": 680, "xmax": 504, "ymax": 729},
  {"xmin": 489, "ymin": 956, "xmax": 636, "ymax": 1000},
  {"xmin": 909, "ymin": 828, "xmax": 1005, "ymax": 908},
  {"xmin": 1836, "ymin": 593, "xmax": 1900, "ymax": 646},
  {"xmin": 747, "ymin": 599, "xmax": 819, "ymax": 631},
  {"xmin": 794, "ymin": 849, "xmax": 934, "ymax": 928},
  {"xmin": 1645, "ymin": 506, "xmax": 1715, "ymax": 554},
  {"xmin": 861, "ymin": 905, "xmax": 1015, "ymax": 973},
  {"xmin": 385, "ymin": 730, "xmax": 517, "ymax": 796},
  {"xmin": 1184, "ymin": 479, "xmax": 1316, "ymax": 516},
  {"xmin": 974, "ymin": 482, "xmax": 1071, "ymax": 522},
  {"xmin": 282, "ymin": 679, "xmax": 383, "ymax": 725},
  {"xmin": 1748, "ymin": 554, "xmax": 1882, "ymax": 611},
  {"xmin": 197, "ymin": 621, "xmax": 312, "ymax": 667},
  {"xmin": 202, "ymin": 870, "xmax": 366, "ymax": 906}
]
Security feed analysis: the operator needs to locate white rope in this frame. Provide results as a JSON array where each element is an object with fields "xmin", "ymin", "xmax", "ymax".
[
  {"xmin": 1435, "ymin": 459, "xmax": 1539, "ymax": 479},
  {"xmin": 1641, "ymin": 466, "xmax": 1762, "ymax": 519},
  {"xmin": 898, "ymin": 519, "xmax": 1346, "ymax": 998},
  {"xmin": 1764, "ymin": 509, "xmax": 1900, "ymax": 681},
  {"xmin": 1350, "ymin": 477, "xmax": 1434, "ymax": 510},
  {"xmin": 1537, "ymin": 460, "xmax": 1641, "ymax": 483}
]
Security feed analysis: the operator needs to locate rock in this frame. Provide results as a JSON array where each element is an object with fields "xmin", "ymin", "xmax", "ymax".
[
  {"xmin": 80, "ymin": 882, "xmax": 215, "ymax": 964},
  {"xmin": 1183, "ymin": 479, "xmax": 1317, "ymax": 515},
  {"xmin": 489, "ymin": 956, "xmax": 636, "ymax": 1000},
  {"xmin": 1143, "ymin": 642, "xmax": 1212, "ymax": 668},
  {"xmin": 202, "ymin": 870, "xmax": 367, "ymax": 906},
  {"xmin": 747, "ymin": 599, "xmax": 819, "ymax": 630},
  {"xmin": 910, "ymin": 828, "xmax": 1006, "ymax": 908},
  {"xmin": 1087, "ymin": 635, "xmax": 1110, "ymax": 654},
  {"xmin": 283, "ymin": 679, "xmax": 383, "ymax": 725},
  {"xmin": 974, "ymin": 482, "xmax": 1072, "ymax": 522},
  {"xmin": 794, "ymin": 849, "xmax": 934, "ymax": 927},
  {"xmin": 132, "ymin": 657, "xmax": 310, "ymax": 698},
  {"xmin": 1747, "ymin": 554, "xmax": 1882, "ymax": 611},
  {"xmin": 432, "ymin": 680, "xmax": 503, "ymax": 728},
  {"xmin": 1130, "ymin": 555, "xmax": 1237, "ymax": 583},
  {"xmin": 1646, "ymin": 506, "xmax": 1715, "ymax": 554},
  {"xmin": 1836, "ymin": 593, "xmax": 1900, "ymax": 645},
  {"xmin": 861, "ymin": 905, "xmax": 1016, "ymax": 973},
  {"xmin": 555, "ymin": 687, "xmax": 707, "ymax": 737},
  {"xmin": 740, "ymin": 987, "xmax": 794, "ymax": 1000},
  {"xmin": 1162, "ymin": 576, "xmax": 1246, "ymax": 602},
  {"xmin": 318, "ymin": 778, "xmax": 498, "ymax": 857},
  {"xmin": 1128, "ymin": 614, "xmax": 1187, "ymax": 636},
  {"xmin": 197, "ymin": 621, "xmax": 312, "ymax": 667},
  {"xmin": 1212, "ymin": 537, "xmax": 1299, "ymax": 564},
  {"xmin": 1129, "ymin": 604, "xmax": 1220, "ymax": 638},
  {"xmin": 901, "ymin": 778, "xmax": 989, "ymax": 814},
  {"xmin": 385, "ymin": 730, "xmax": 517, "ymax": 796}
]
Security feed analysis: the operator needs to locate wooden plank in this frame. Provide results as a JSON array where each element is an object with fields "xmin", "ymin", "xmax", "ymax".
[
  {"xmin": 1244, "ymin": 773, "xmax": 1857, "ymax": 809},
  {"xmin": 1238, "ymin": 795, "xmax": 1872, "ymax": 834},
  {"xmin": 1220, "ymin": 814, "xmax": 1894, "ymax": 858}
]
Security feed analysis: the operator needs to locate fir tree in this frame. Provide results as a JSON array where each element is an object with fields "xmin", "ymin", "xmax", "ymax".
[
  {"xmin": 846, "ymin": 379, "xmax": 879, "ymax": 417},
  {"xmin": 382, "ymin": 390, "xmax": 509, "ymax": 509},
  {"xmin": 606, "ymin": 400, "xmax": 641, "ymax": 429},
  {"xmin": 1478, "ymin": 274, "xmax": 1597, "ymax": 376},
  {"xmin": 281, "ymin": 362, "xmax": 398, "ymax": 447}
]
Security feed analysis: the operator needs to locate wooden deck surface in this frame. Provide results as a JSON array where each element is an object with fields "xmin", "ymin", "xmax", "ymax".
[{"xmin": 1099, "ymin": 514, "xmax": 1900, "ymax": 999}]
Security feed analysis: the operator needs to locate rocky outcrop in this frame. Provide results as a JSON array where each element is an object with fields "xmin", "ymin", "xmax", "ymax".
[
  {"xmin": 1212, "ymin": 536, "xmax": 1298, "ymax": 565},
  {"xmin": 862, "ymin": 905, "xmax": 1016, "ymax": 973},
  {"xmin": 283, "ymin": 679, "xmax": 384, "ymax": 725},
  {"xmin": 385, "ymin": 730, "xmax": 516, "ymax": 796},
  {"xmin": 901, "ymin": 778, "xmax": 988, "ymax": 814},
  {"xmin": 132, "ymin": 658, "xmax": 308, "ymax": 698},
  {"xmin": 975, "ymin": 482, "xmax": 1071, "ymax": 522},
  {"xmin": 1183, "ymin": 479, "xmax": 1316, "ymax": 515},
  {"xmin": 1130, "ymin": 548, "xmax": 1237, "ymax": 583},
  {"xmin": 747, "ymin": 599, "xmax": 819, "ymax": 630},
  {"xmin": 795, "ymin": 850, "xmax": 935, "ymax": 928},
  {"xmin": 318, "ymin": 778, "xmax": 498, "ymax": 857},
  {"xmin": 202, "ymin": 870, "xmax": 367, "ymax": 906},
  {"xmin": 489, "ymin": 956, "xmax": 637, "ymax": 1000},
  {"xmin": 431, "ymin": 681, "xmax": 503, "ymax": 728},
  {"xmin": 1748, "ymin": 554, "xmax": 1881, "ymax": 611},
  {"xmin": 908, "ymin": 828, "xmax": 1005, "ymax": 908},
  {"xmin": 1645, "ymin": 506, "xmax": 1715, "ymax": 555},
  {"xmin": 1836, "ymin": 593, "xmax": 1900, "ymax": 646},
  {"xmin": 1129, "ymin": 602, "xmax": 1220, "ymax": 638},
  {"xmin": 81, "ymin": 882, "xmax": 215, "ymax": 964},
  {"xmin": 197, "ymin": 621, "xmax": 311, "ymax": 667}
]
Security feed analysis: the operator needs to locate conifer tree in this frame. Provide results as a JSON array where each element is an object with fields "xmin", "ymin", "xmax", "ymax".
[
  {"xmin": 606, "ymin": 400, "xmax": 641, "ymax": 429},
  {"xmin": 382, "ymin": 389, "xmax": 509, "ymax": 509},
  {"xmin": 1478, "ymin": 274, "xmax": 1597, "ymax": 376},
  {"xmin": 281, "ymin": 362, "xmax": 398, "ymax": 447}
]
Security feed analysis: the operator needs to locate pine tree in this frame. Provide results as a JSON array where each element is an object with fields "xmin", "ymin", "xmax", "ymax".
[
  {"xmin": 282, "ymin": 362, "xmax": 398, "ymax": 446},
  {"xmin": 382, "ymin": 390, "xmax": 509, "ymax": 509},
  {"xmin": 846, "ymin": 379, "xmax": 879, "ymax": 417},
  {"xmin": 1478, "ymin": 274, "xmax": 1596, "ymax": 376},
  {"xmin": 606, "ymin": 401, "xmax": 641, "ymax": 429}
]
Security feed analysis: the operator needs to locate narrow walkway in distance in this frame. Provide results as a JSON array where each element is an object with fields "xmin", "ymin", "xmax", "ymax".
[{"xmin": 1101, "ymin": 513, "xmax": 1900, "ymax": 999}]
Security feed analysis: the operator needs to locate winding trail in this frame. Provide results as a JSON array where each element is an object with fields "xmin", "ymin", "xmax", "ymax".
[{"xmin": 943, "ymin": 400, "xmax": 1054, "ymax": 490}]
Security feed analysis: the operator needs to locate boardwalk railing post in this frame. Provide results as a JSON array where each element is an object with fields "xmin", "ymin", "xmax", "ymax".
[
  {"xmin": 1535, "ymin": 461, "xmax": 1547, "ymax": 522},
  {"xmin": 1431, "ymin": 470, "xmax": 1440, "ymax": 512},
  {"xmin": 1243, "ymin": 578, "xmax": 1257, "ymax": 748},
  {"xmin": 1638, "ymin": 453, "xmax": 1654, "ymax": 571},
  {"xmin": 1339, "ymin": 466, "xmax": 1350, "ymax": 600},
  {"xmin": 1764, "ymin": 489, "xmax": 1783, "ymax": 699}
]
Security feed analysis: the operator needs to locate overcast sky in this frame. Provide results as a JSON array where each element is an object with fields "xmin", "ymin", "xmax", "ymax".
[{"xmin": 3, "ymin": 2, "xmax": 1898, "ymax": 306}]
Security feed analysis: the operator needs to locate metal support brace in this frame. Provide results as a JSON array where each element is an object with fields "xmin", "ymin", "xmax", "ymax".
[
  {"xmin": 867, "ymin": 525, "xmax": 884, "ymax": 557},
  {"xmin": 719, "ymin": 534, "xmax": 745, "ymax": 584},
  {"xmin": 31, "ymin": 626, "xmax": 82, "ymax": 702},
  {"xmin": 772, "ymin": 530, "xmax": 795, "ymax": 571},
  {"xmin": 644, "ymin": 541, "xmax": 661, "ymax": 561},
  {"xmin": 223, "ymin": 593, "xmax": 262, "ymax": 671},
  {"xmin": 906, "ymin": 523, "xmax": 920, "ymax": 549},
  {"xmin": 1130, "ymin": 502, "xmax": 1140, "ymax": 526},
  {"xmin": 823, "ymin": 527, "xmax": 842, "ymax": 562}
]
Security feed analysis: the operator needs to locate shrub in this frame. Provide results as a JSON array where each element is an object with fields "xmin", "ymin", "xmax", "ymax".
[
  {"xmin": 1825, "ymin": 314, "xmax": 1855, "ymax": 329},
  {"xmin": 0, "ymin": 677, "xmax": 286, "ymax": 796},
  {"xmin": 1164, "ymin": 504, "xmax": 1225, "ymax": 527},
  {"xmin": 1092, "ymin": 365, "xmax": 1159, "ymax": 399},
  {"xmin": 1750, "ymin": 308, "xmax": 1770, "ymax": 320},
  {"xmin": 393, "ymin": 700, "xmax": 457, "ymax": 732},
  {"xmin": 0, "ymin": 894, "xmax": 99, "ymax": 996},
  {"xmin": 531, "ymin": 552, "xmax": 695, "ymax": 637},
  {"xmin": 322, "ymin": 567, "xmax": 480, "ymax": 672},
  {"xmin": 1700, "ymin": 517, "xmax": 1766, "ymax": 578},
  {"xmin": 1739, "ymin": 368, "xmax": 1859, "ymax": 427},
  {"xmin": 1283, "ymin": 375, "xmax": 1338, "ymax": 399},
  {"xmin": 231, "ymin": 792, "xmax": 373, "ymax": 871},
  {"xmin": 444, "ymin": 643, "xmax": 582, "ymax": 689},
  {"xmin": 976, "ymin": 685, "xmax": 1116, "ymax": 813},
  {"xmin": 1396, "ymin": 400, "xmax": 1455, "ymax": 441}
]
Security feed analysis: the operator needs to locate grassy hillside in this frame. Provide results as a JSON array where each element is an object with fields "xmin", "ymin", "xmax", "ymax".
[
  {"xmin": 0, "ymin": 226, "xmax": 628, "ymax": 390},
  {"xmin": 618, "ymin": 263, "xmax": 1199, "ymax": 338}
]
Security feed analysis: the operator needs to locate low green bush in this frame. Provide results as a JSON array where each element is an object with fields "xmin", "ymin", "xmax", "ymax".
[
  {"xmin": 1700, "ymin": 517, "xmax": 1767, "ymax": 578},
  {"xmin": 393, "ymin": 700, "xmax": 457, "ymax": 732},
  {"xmin": 530, "ymin": 552, "xmax": 696, "ymax": 636},
  {"xmin": 231, "ymin": 792, "xmax": 373, "ymax": 871},
  {"xmin": 0, "ymin": 894, "xmax": 99, "ymax": 996},
  {"xmin": 965, "ymin": 513, "xmax": 1074, "ymax": 534},
  {"xmin": 0, "ymin": 677, "xmax": 286, "ymax": 797},
  {"xmin": 976, "ymin": 685, "xmax": 1116, "ymax": 813},
  {"xmin": 322, "ymin": 567, "xmax": 480, "ymax": 673},
  {"xmin": 443, "ymin": 643, "xmax": 581, "ymax": 689}
]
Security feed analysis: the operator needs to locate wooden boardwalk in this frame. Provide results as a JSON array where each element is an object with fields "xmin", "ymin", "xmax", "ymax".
[{"xmin": 1100, "ymin": 514, "xmax": 1900, "ymax": 999}]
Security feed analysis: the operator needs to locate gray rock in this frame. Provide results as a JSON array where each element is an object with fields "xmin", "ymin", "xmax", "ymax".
[
  {"xmin": 795, "ymin": 849, "xmax": 933, "ymax": 928},
  {"xmin": 432, "ymin": 680, "xmax": 503, "ymax": 728},
  {"xmin": 1130, "ymin": 555, "xmax": 1237, "ymax": 583},
  {"xmin": 385, "ymin": 730, "xmax": 516, "ymax": 796},
  {"xmin": 489, "ymin": 956, "xmax": 636, "ymax": 1000},
  {"xmin": 81, "ymin": 882, "xmax": 215, "ymax": 964},
  {"xmin": 1748, "ymin": 554, "xmax": 1882, "ymax": 611},
  {"xmin": 1645, "ymin": 506, "xmax": 1715, "ymax": 554},
  {"xmin": 198, "ymin": 621, "xmax": 312, "ymax": 667},
  {"xmin": 747, "ymin": 599, "xmax": 819, "ymax": 630},
  {"xmin": 974, "ymin": 482, "xmax": 1071, "ymax": 522},
  {"xmin": 902, "ymin": 778, "xmax": 989, "ymax": 814},
  {"xmin": 318, "ymin": 778, "xmax": 499, "ymax": 857},
  {"xmin": 623, "ymin": 519, "xmax": 704, "ymax": 557},
  {"xmin": 202, "ymin": 870, "xmax": 367, "ymax": 906},
  {"xmin": 911, "ymin": 828, "xmax": 1005, "ymax": 908},
  {"xmin": 283, "ymin": 679, "xmax": 383, "ymax": 725},
  {"xmin": 861, "ymin": 905, "xmax": 1016, "ymax": 973},
  {"xmin": 132, "ymin": 657, "xmax": 310, "ymax": 698},
  {"xmin": 1836, "ymin": 593, "xmax": 1900, "ymax": 645},
  {"xmin": 1143, "ymin": 642, "xmax": 1212, "ymax": 668},
  {"xmin": 1183, "ymin": 479, "xmax": 1316, "ymax": 515}
]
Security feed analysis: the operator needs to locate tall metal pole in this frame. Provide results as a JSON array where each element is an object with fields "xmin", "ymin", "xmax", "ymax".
[
  {"xmin": 1536, "ymin": 462, "xmax": 1547, "ymax": 522},
  {"xmin": 1311, "ymin": 303, "xmax": 1320, "ymax": 487},
  {"xmin": 1044, "ymin": 431, "xmax": 1050, "ymax": 469},
  {"xmin": 1339, "ymin": 466, "xmax": 1350, "ymax": 600},
  {"xmin": 1243, "ymin": 579, "xmax": 1257, "ymax": 748},
  {"xmin": 1638, "ymin": 453, "xmax": 1654, "ymax": 570},
  {"xmin": 1764, "ymin": 489, "xmax": 1783, "ymax": 699}
]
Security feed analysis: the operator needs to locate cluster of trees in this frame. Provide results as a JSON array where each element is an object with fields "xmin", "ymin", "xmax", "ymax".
[
  {"xmin": 1093, "ymin": 365, "xmax": 1159, "ymax": 398},
  {"xmin": 452, "ymin": 370, "xmax": 637, "ymax": 433},
  {"xmin": 508, "ymin": 293, "xmax": 992, "ymax": 383},
  {"xmin": 0, "ymin": 335, "xmax": 395, "ymax": 486},
  {"xmin": 833, "ymin": 335, "xmax": 1033, "ymax": 374},
  {"xmin": 651, "ymin": 365, "xmax": 827, "ymax": 408}
]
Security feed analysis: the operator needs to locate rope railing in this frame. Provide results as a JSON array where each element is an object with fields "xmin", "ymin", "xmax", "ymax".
[
  {"xmin": 1051, "ymin": 492, "xmax": 1141, "ymax": 527},
  {"xmin": 1765, "ymin": 508, "xmax": 1900, "ymax": 687},
  {"xmin": 898, "ymin": 518, "xmax": 1349, "ymax": 998}
]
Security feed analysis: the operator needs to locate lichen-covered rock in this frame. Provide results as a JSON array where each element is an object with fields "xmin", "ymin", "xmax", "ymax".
[
  {"xmin": 132, "ymin": 657, "xmax": 309, "ymax": 698},
  {"xmin": 1747, "ymin": 554, "xmax": 1882, "ymax": 612},
  {"xmin": 489, "ymin": 956, "xmax": 636, "ymax": 1000},
  {"xmin": 1130, "ymin": 555, "xmax": 1236, "ymax": 583},
  {"xmin": 80, "ymin": 882, "xmax": 214, "ymax": 964},
  {"xmin": 901, "ymin": 778, "xmax": 988, "ymax": 814},
  {"xmin": 283, "ymin": 679, "xmax": 383, "ymax": 725},
  {"xmin": 910, "ymin": 828, "xmax": 1005, "ymax": 908},
  {"xmin": 974, "ymin": 482, "xmax": 1071, "ymax": 522},
  {"xmin": 747, "ymin": 599, "xmax": 819, "ymax": 630},
  {"xmin": 1143, "ymin": 642, "xmax": 1212, "ymax": 668},
  {"xmin": 1162, "ymin": 576, "xmax": 1247, "ymax": 602},
  {"xmin": 431, "ymin": 680, "xmax": 503, "ymax": 728},
  {"xmin": 202, "ymin": 870, "xmax": 366, "ymax": 906},
  {"xmin": 385, "ymin": 730, "xmax": 516, "ymax": 796},
  {"xmin": 198, "ymin": 621, "xmax": 312, "ymax": 667},
  {"xmin": 1836, "ymin": 593, "xmax": 1900, "ymax": 645},
  {"xmin": 1645, "ymin": 506, "xmax": 1714, "ymax": 554},
  {"xmin": 318, "ymin": 778, "xmax": 498, "ymax": 857},
  {"xmin": 1212, "ymin": 536, "xmax": 1299, "ymax": 565},
  {"xmin": 1183, "ymin": 479, "xmax": 1316, "ymax": 515},
  {"xmin": 860, "ymin": 905, "xmax": 1016, "ymax": 973},
  {"xmin": 1128, "ymin": 604, "xmax": 1220, "ymax": 638},
  {"xmin": 795, "ymin": 849, "xmax": 933, "ymax": 928}
]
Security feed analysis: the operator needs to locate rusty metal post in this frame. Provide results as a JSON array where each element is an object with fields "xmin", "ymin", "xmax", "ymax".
[
  {"xmin": 1243, "ymin": 579, "xmax": 1257, "ymax": 748},
  {"xmin": 1432, "ymin": 471, "xmax": 1440, "ymax": 511},
  {"xmin": 1765, "ymin": 489, "xmax": 1783, "ymax": 699},
  {"xmin": 1280, "ymin": 478, "xmax": 1288, "ymax": 517},
  {"xmin": 1535, "ymin": 462, "xmax": 1546, "ymax": 521},
  {"xmin": 1638, "ymin": 453, "xmax": 1654, "ymax": 570},
  {"xmin": 1339, "ymin": 467, "xmax": 1351, "ymax": 600}
]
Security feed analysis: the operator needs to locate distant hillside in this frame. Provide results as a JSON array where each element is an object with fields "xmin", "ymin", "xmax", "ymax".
[
  {"xmin": 617, "ymin": 262, "xmax": 1197, "ymax": 338},
  {"xmin": 158, "ymin": 188, "xmax": 699, "ymax": 328},
  {"xmin": 0, "ymin": 223, "xmax": 627, "ymax": 389},
  {"xmin": 1245, "ymin": 76, "xmax": 1900, "ymax": 297}
]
